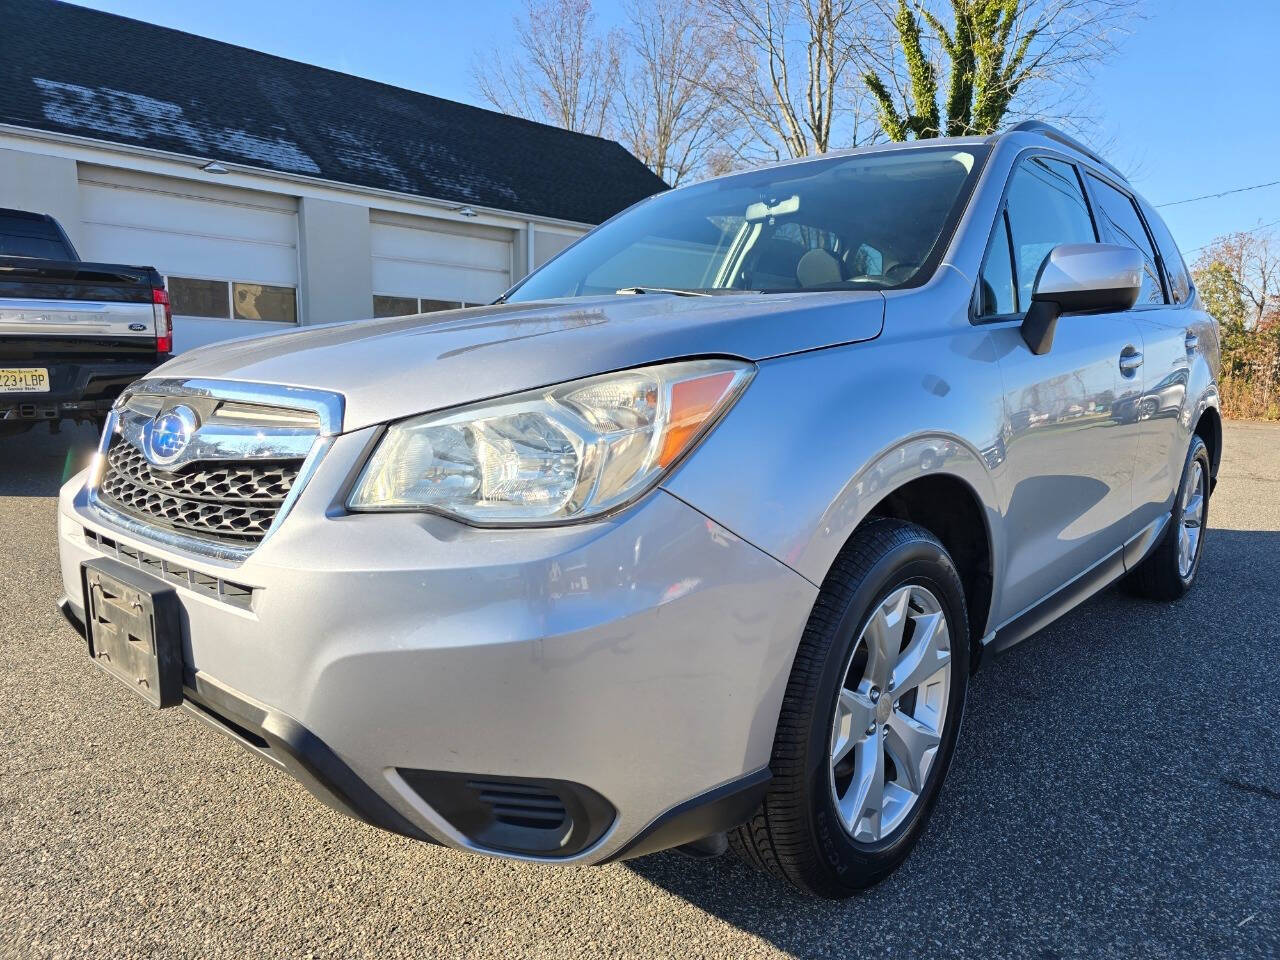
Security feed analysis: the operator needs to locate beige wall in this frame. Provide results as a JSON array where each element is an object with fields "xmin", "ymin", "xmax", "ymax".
[
  {"xmin": 299, "ymin": 197, "xmax": 374, "ymax": 326},
  {"xmin": 0, "ymin": 146, "xmax": 84, "ymax": 251},
  {"xmin": 534, "ymin": 229, "xmax": 579, "ymax": 268}
]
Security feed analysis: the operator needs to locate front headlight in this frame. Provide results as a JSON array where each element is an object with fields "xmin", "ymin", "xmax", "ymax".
[{"xmin": 348, "ymin": 358, "xmax": 753, "ymax": 524}]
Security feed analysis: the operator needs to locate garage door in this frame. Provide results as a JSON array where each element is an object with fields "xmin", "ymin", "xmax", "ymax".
[
  {"xmin": 370, "ymin": 210, "xmax": 512, "ymax": 310},
  {"xmin": 78, "ymin": 166, "xmax": 299, "ymax": 351}
]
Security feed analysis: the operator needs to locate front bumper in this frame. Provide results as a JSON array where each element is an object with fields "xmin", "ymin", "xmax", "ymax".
[{"xmin": 56, "ymin": 430, "xmax": 815, "ymax": 863}]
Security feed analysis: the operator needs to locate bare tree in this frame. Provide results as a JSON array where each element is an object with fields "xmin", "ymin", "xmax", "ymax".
[
  {"xmin": 703, "ymin": 0, "xmax": 881, "ymax": 163},
  {"xmin": 473, "ymin": 0, "xmax": 622, "ymax": 137},
  {"xmin": 616, "ymin": 0, "xmax": 726, "ymax": 185},
  {"xmin": 1197, "ymin": 228, "xmax": 1280, "ymax": 331},
  {"xmin": 862, "ymin": 0, "xmax": 1140, "ymax": 140}
]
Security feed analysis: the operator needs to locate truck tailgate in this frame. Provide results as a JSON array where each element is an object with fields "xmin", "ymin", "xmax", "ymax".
[
  {"xmin": 0, "ymin": 297, "xmax": 159, "ymax": 357},
  {"xmin": 0, "ymin": 256, "xmax": 162, "ymax": 360}
]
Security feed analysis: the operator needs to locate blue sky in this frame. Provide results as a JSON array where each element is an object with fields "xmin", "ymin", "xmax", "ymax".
[{"xmin": 76, "ymin": 0, "xmax": 1280, "ymax": 258}]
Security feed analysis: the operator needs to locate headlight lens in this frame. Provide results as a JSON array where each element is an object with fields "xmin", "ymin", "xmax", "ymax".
[{"xmin": 348, "ymin": 359, "xmax": 753, "ymax": 524}]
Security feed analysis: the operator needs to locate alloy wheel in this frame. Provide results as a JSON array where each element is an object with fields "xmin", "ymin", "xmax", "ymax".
[
  {"xmin": 1178, "ymin": 459, "xmax": 1206, "ymax": 578},
  {"xmin": 829, "ymin": 584, "xmax": 952, "ymax": 844}
]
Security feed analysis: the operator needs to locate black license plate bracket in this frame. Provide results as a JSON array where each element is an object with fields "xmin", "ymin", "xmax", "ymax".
[{"xmin": 82, "ymin": 558, "xmax": 183, "ymax": 708}]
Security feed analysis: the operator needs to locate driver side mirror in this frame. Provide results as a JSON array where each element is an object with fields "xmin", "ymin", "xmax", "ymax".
[{"xmin": 1021, "ymin": 243, "xmax": 1142, "ymax": 355}]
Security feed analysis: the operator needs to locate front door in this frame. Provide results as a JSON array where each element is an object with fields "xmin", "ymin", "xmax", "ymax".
[{"xmin": 976, "ymin": 154, "xmax": 1145, "ymax": 624}]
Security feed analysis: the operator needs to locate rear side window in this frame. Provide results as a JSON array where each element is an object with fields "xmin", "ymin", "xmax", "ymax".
[
  {"xmin": 1139, "ymin": 203, "xmax": 1192, "ymax": 304},
  {"xmin": 1085, "ymin": 175, "xmax": 1166, "ymax": 306},
  {"xmin": 0, "ymin": 212, "xmax": 73, "ymax": 259}
]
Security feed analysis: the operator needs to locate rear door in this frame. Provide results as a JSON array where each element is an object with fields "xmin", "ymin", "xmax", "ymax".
[
  {"xmin": 1084, "ymin": 175, "xmax": 1202, "ymax": 531},
  {"xmin": 978, "ymin": 155, "xmax": 1146, "ymax": 622}
]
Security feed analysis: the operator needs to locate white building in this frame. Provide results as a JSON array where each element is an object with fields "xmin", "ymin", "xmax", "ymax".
[{"xmin": 0, "ymin": 0, "xmax": 668, "ymax": 352}]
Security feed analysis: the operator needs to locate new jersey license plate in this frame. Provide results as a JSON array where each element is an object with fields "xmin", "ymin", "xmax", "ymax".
[{"xmin": 0, "ymin": 368, "xmax": 50, "ymax": 392}]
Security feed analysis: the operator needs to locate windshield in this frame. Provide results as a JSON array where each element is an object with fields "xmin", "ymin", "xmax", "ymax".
[{"xmin": 507, "ymin": 145, "xmax": 987, "ymax": 302}]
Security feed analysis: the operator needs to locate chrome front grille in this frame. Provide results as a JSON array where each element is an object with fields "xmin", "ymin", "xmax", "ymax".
[
  {"xmin": 88, "ymin": 378, "xmax": 343, "ymax": 560},
  {"xmin": 98, "ymin": 437, "xmax": 301, "ymax": 545}
]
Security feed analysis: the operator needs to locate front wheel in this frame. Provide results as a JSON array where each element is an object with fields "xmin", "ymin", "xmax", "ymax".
[
  {"xmin": 729, "ymin": 519, "xmax": 969, "ymax": 898},
  {"xmin": 1124, "ymin": 435, "xmax": 1210, "ymax": 601}
]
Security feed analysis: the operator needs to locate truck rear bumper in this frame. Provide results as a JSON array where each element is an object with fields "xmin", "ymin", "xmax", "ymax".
[{"xmin": 0, "ymin": 357, "xmax": 160, "ymax": 424}]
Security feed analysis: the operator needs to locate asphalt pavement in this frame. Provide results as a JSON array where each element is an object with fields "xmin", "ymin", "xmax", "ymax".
[{"xmin": 1, "ymin": 421, "xmax": 1277, "ymax": 959}]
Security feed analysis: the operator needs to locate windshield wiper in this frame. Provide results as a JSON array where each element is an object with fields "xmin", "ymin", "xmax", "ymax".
[{"xmin": 614, "ymin": 286, "xmax": 712, "ymax": 297}]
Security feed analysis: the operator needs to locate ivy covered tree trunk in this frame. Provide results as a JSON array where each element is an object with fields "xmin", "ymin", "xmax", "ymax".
[{"xmin": 866, "ymin": 0, "xmax": 1050, "ymax": 141}]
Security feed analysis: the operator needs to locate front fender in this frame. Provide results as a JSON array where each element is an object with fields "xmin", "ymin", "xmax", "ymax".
[{"xmin": 662, "ymin": 318, "xmax": 1007, "ymax": 627}]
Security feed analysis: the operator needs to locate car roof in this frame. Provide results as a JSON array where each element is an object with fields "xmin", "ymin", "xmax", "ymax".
[
  {"xmin": 988, "ymin": 121, "xmax": 1129, "ymax": 184},
  {"xmin": 673, "ymin": 121, "xmax": 1125, "ymax": 193}
]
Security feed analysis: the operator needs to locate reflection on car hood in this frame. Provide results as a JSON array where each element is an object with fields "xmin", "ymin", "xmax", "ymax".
[{"xmin": 155, "ymin": 291, "xmax": 885, "ymax": 430}]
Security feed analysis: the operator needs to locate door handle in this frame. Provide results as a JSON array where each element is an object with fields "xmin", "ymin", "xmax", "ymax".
[
  {"xmin": 1185, "ymin": 331, "xmax": 1199, "ymax": 351},
  {"xmin": 1119, "ymin": 350, "xmax": 1144, "ymax": 376}
]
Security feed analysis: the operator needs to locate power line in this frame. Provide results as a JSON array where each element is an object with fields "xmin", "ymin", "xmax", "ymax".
[
  {"xmin": 1157, "ymin": 179, "xmax": 1280, "ymax": 208},
  {"xmin": 1184, "ymin": 217, "xmax": 1280, "ymax": 255}
]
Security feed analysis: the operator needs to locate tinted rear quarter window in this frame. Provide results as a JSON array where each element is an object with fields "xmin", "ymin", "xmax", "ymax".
[
  {"xmin": 1138, "ymin": 203, "xmax": 1192, "ymax": 304},
  {"xmin": 1086, "ymin": 175, "xmax": 1166, "ymax": 306}
]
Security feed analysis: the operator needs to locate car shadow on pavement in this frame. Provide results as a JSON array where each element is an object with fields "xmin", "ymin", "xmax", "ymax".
[
  {"xmin": 626, "ymin": 527, "xmax": 1280, "ymax": 958},
  {"xmin": 0, "ymin": 425, "xmax": 99, "ymax": 497}
]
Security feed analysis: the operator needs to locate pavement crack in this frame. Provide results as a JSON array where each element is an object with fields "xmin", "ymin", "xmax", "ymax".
[{"xmin": 1221, "ymin": 777, "xmax": 1280, "ymax": 802}]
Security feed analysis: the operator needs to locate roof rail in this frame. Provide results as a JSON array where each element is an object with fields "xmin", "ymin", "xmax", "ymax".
[{"xmin": 998, "ymin": 120, "xmax": 1126, "ymax": 181}]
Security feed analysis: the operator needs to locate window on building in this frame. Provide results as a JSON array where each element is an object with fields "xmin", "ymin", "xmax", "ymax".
[
  {"xmin": 418, "ymin": 299, "xmax": 464, "ymax": 313},
  {"xmin": 1085, "ymin": 175, "xmax": 1166, "ymax": 306},
  {"xmin": 373, "ymin": 295, "xmax": 419, "ymax": 318},
  {"xmin": 168, "ymin": 277, "xmax": 296, "ymax": 323},
  {"xmin": 373, "ymin": 296, "xmax": 466, "ymax": 318},
  {"xmin": 233, "ymin": 283, "xmax": 297, "ymax": 323},
  {"xmin": 168, "ymin": 277, "xmax": 231, "ymax": 319}
]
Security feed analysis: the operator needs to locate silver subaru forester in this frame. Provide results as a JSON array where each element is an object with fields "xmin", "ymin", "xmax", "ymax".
[{"xmin": 56, "ymin": 122, "xmax": 1220, "ymax": 898}]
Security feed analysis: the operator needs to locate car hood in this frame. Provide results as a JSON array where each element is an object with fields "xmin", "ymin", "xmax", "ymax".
[{"xmin": 155, "ymin": 291, "xmax": 885, "ymax": 430}]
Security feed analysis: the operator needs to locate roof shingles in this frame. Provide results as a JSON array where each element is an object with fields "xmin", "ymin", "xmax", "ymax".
[{"xmin": 0, "ymin": 0, "xmax": 668, "ymax": 224}]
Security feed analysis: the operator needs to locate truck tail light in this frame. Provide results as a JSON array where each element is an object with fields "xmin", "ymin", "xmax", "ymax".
[{"xmin": 152, "ymin": 286, "xmax": 172, "ymax": 354}]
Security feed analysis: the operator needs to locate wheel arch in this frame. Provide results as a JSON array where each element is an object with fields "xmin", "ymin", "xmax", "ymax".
[
  {"xmin": 1192, "ymin": 402, "xmax": 1222, "ymax": 487},
  {"xmin": 817, "ymin": 433, "xmax": 1002, "ymax": 671}
]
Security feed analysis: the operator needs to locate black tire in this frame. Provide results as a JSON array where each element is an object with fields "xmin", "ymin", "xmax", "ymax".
[
  {"xmin": 728, "ymin": 519, "xmax": 970, "ymax": 898},
  {"xmin": 1123, "ymin": 435, "xmax": 1210, "ymax": 601}
]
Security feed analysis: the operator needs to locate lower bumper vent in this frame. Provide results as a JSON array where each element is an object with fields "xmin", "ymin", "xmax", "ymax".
[
  {"xmin": 397, "ymin": 769, "xmax": 615, "ymax": 857},
  {"xmin": 83, "ymin": 528, "xmax": 255, "ymax": 610}
]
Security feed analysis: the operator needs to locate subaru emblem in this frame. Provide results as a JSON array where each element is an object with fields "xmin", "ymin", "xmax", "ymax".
[{"xmin": 143, "ymin": 404, "xmax": 198, "ymax": 466}]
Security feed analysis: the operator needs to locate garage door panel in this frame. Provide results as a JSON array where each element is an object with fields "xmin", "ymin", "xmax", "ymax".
[
  {"xmin": 372, "ymin": 258, "xmax": 508, "ymax": 305},
  {"xmin": 370, "ymin": 216, "xmax": 511, "ymax": 304},
  {"xmin": 80, "ymin": 221, "xmax": 296, "ymax": 284},
  {"xmin": 370, "ymin": 221, "xmax": 510, "ymax": 272},
  {"xmin": 77, "ymin": 179, "xmax": 298, "ymax": 287},
  {"xmin": 80, "ymin": 183, "xmax": 297, "ymax": 247}
]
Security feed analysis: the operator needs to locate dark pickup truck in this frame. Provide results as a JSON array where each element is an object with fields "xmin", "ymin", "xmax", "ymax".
[{"xmin": 0, "ymin": 208, "xmax": 170, "ymax": 436}]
